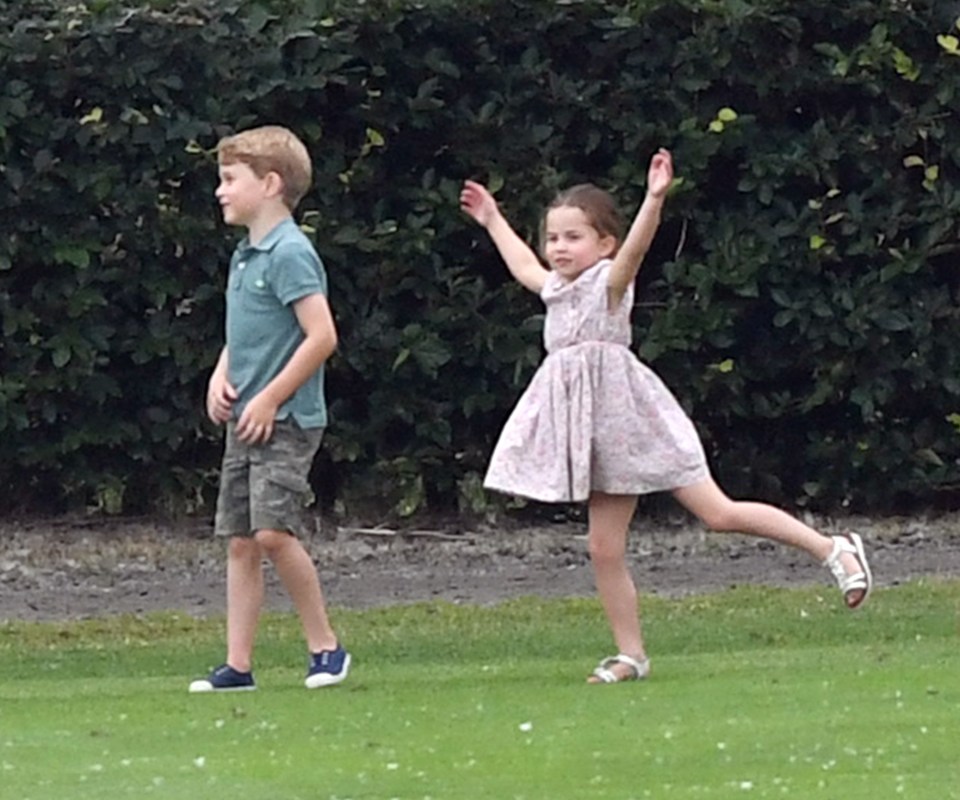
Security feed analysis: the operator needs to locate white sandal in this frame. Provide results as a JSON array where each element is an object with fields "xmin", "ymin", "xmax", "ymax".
[
  {"xmin": 823, "ymin": 532, "xmax": 873, "ymax": 609},
  {"xmin": 590, "ymin": 653, "xmax": 651, "ymax": 684}
]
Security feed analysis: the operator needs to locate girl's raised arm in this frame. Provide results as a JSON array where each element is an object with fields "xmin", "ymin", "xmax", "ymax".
[
  {"xmin": 607, "ymin": 149, "xmax": 673, "ymax": 306},
  {"xmin": 460, "ymin": 180, "xmax": 549, "ymax": 294}
]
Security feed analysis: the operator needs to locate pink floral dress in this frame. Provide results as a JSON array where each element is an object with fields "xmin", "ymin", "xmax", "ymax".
[{"xmin": 484, "ymin": 259, "xmax": 709, "ymax": 503}]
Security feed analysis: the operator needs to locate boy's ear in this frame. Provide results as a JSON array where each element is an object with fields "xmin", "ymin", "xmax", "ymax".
[{"xmin": 264, "ymin": 170, "xmax": 285, "ymax": 199}]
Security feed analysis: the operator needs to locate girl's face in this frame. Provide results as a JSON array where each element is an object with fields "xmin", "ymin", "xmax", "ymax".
[{"xmin": 543, "ymin": 205, "xmax": 616, "ymax": 281}]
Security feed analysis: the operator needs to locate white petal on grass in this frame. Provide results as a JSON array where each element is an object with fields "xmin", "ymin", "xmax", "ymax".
[
  {"xmin": 194, "ymin": 757, "xmax": 206, "ymax": 768},
  {"xmin": 739, "ymin": 781, "xmax": 754, "ymax": 790},
  {"xmin": 518, "ymin": 722, "xmax": 533, "ymax": 732},
  {"xmin": 386, "ymin": 762, "xmax": 399, "ymax": 771}
]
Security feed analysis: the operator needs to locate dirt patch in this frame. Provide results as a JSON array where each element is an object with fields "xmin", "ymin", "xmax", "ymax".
[{"xmin": 2, "ymin": 512, "xmax": 960, "ymax": 622}]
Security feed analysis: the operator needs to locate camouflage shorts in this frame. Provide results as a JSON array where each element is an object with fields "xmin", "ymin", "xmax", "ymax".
[{"xmin": 214, "ymin": 420, "xmax": 323, "ymax": 538}]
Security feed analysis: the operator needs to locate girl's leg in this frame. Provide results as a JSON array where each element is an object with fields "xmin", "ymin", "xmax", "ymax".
[
  {"xmin": 226, "ymin": 536, "xmax": 265, "ymax": 673},
  {"xmin": 256, "ymin": 529, "xmax": 339, "ymax": 653},
  {"xmin": 672, "ymin": 478, "xmax": 867, "ymax": 607},
  {"xmin": 586, "ymin": 491, "xmax": 645, "ymax": 682}
]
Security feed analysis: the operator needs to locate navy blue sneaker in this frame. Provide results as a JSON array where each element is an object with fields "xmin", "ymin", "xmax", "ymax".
[
  {"xmin": 189, "ymin": 664, "xmax": 256, "ymax": 693},
  {"xmin": 305, "ymin": 645, "xmax": 351, "ymax": 689}
]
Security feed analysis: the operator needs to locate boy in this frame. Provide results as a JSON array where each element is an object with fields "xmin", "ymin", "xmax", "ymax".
[{"xmin": 189, "ymin": 125, "xmax": 349, "ymax": 692}]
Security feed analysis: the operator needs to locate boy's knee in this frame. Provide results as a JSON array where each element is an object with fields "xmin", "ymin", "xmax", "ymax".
[
  {"xmin": 254, "ymin": 527, "xmax": 295, "ymax": 554},
  {"xmin": 228, "ymin": 535, "xmax": 259, "ymax": 559}
]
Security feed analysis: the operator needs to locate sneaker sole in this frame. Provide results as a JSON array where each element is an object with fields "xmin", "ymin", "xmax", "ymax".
[
  {"xmin": 304, "ymin": 653, "xmax": 351, "ymax": 689},
  {"xmin": 188, "ymin": 681, "xmax": 257, "ymax": 694}
]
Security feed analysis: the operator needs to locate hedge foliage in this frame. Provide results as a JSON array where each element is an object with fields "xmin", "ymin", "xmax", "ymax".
[{"xmin": 1, "ymin": 0, "xmax": 959, "ymax": 516}]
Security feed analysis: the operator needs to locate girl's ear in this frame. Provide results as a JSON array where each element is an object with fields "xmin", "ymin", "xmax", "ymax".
[{"xmin": 599, "ymin": 234, "xmax": 618, "ymax": 258}]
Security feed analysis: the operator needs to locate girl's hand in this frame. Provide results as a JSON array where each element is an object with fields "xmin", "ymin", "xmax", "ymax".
[
  {"xmin": 647, "ymin": 148, "xmax": 674, "ymax": 199},
  {"xmin": 460, "ymin": 180, "xmax": 499, "ymax": 227}
]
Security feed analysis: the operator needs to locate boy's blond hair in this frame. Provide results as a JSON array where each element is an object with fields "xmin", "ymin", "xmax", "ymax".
[{"xmin": 217, "ymin": 125, "xmax": 312, "ymax": 211}]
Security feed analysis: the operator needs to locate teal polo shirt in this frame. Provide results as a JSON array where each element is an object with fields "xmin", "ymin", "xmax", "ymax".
[{"xmin": 225, "ymin": 217, "xmax": 329, "ymax": 429}]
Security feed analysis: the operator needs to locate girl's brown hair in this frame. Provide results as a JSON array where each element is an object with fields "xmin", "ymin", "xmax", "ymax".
[{"xmin": 541, "ymin": 183, "xmax": 625, "ymax": 252}]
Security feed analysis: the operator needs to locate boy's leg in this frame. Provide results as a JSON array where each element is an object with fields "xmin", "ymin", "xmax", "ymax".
[
  {"xmin": 586, "ymin": 491, "xmax": 646, "ymax": 682},
  {"xmin": 255, "ymin": 528, "xmax": 337, "ymax": 652},
  {"xmin": 248, "ymin": 422, "xmax": 347, "ymax": 679},
  {"xmin": 226, "ymin": 535, "xmax": 265, "ymax": 673},
  {"xmin": 190, "ymin": 425, "xmax": 262, "ymax": 691}
]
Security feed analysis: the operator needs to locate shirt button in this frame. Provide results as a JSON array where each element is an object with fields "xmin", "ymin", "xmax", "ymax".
[{"xmin": 238, "ymin": 261, "xmax": 246, "ymax": 270}]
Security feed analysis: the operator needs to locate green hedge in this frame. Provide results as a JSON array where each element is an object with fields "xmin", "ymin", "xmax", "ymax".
[{"xmin": 1, "ymin": 0, "xmax": 959, "ymax": 516}]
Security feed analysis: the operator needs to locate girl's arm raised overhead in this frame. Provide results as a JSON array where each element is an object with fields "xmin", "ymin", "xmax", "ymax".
[
  {"xmin": 460, "ymin": 180, "xmax": 549, "ymax": 294},
  {"xmin": 607, "ymin": 149, "xmax": 674, "ymax": 306}
]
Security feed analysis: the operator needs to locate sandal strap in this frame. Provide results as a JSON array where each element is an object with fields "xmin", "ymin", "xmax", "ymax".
[
  {"xmin": 594, "ymin": 653, "xmax": 650, "ymax": 682},
  {"xmin": 823, "ymin": 533, "xmax": 872, "ymax": 603},
  {"xmin": 592, "ymin": 667, "xmax": 620, "ymax": 683}
]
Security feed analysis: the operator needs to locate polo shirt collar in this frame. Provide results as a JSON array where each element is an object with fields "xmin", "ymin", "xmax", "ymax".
[{"xmin": 238, "ymin": 217, "xmax": 296, "ymax": 253}]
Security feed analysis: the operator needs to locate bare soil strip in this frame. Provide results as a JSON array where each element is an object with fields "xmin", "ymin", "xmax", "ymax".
[{"xmin": 2, "ymin": 513, "xmax": 959, "ymax": 621}]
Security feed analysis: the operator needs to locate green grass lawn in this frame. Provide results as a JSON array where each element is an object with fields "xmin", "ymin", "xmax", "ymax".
[{"xmin": 1, "ymin": 581, "xmax": 958, "ymax": 799}]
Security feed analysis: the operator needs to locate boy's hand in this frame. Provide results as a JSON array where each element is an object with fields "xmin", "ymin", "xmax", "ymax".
[
  {"xmin": 460, "ymin": 180, "xmax": 499, "ymax": 228},
  {"xmin": 236, "ymin": 393, "xmax": 279, "ymax": 444},
  {"xmin": 647, "ymin": 148, "xmax": 674, "ymax": 199},
  {"xmin": 207, "ymin": 375, "xmax": 237, "ymax": 424}
]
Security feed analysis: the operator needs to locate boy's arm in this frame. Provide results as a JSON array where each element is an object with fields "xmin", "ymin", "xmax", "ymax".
[
  {"xmin": 235, "ymin": 292, "xmax": 338, "ymax": 444},
  {"xmin": 607, "ymin": 149, "xmax": 673, "ymax": 306},
  {"xmin": 206, "ymin": 346, "xmax": 236, "ymax": 424},
  {"xmin": 460, "ymin": 180, "xmax": 549, "ymax": 294}
]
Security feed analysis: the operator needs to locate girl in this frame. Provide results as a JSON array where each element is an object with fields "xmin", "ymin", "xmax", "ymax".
[{"xmin": 459, "ymin": 149, "xmax": 872, "ymax": 684}]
